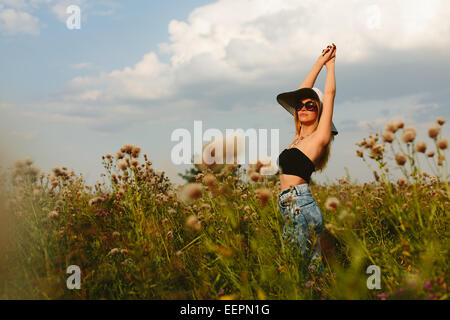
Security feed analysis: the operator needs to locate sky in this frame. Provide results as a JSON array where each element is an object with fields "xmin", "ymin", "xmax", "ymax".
[{"xmin": 1, "ymin": 0, "xmax": 449, "ymax": 188}]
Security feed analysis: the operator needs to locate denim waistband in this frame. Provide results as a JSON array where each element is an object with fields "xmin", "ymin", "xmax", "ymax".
[{"xmin": 278, "ymin": 183, "xmax": 312, "ymax": 198}]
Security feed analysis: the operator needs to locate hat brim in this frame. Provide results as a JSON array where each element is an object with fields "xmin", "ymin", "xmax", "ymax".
[{"xmin": 277, "ymin": 88, "xmax": 338, "ymax": 136}]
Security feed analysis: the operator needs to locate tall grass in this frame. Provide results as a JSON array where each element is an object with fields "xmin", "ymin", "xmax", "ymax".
[{"xmin": 0, "ymin": 119, "xmax": 448, "ymax": 300}]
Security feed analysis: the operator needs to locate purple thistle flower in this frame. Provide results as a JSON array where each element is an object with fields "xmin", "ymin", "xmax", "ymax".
[
  {"xmin": 377, "ymin": 293, "xmax": 388, "ymax": 300},
  {"xmin": 424, "ymin": 280, "xmax": 431, "ymax": 291},
  {"xmin": 218, "ymin": 289, "xmax": 224, "ymax": 296},
  {"xmin": 305, "ymin": 280, "xmax": 312, "ymax": 288}
]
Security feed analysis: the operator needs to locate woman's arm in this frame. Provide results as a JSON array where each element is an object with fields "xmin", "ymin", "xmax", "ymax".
[
  {"xmin": 298, "ymin": 60, "xmax": 324, "ymax": 89},
  {"xmin": 299, "ymin": 44, "xmax": 334, "ymax": 89},
  {"xmin": 315, "ymin": 48, "xmax": 336, "ymax": 146}
]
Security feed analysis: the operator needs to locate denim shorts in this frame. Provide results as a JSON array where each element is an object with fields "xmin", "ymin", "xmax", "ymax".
[{"xmin": 278, "ymin": 183, "xmax": 324, "ymax": 271}]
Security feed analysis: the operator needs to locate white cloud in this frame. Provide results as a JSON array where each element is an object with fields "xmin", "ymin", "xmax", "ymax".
[
  {"xmin": 0, "ymin": 7, "xmax": 39, "ymax": 34},
  {"xmin": 70, "ymin": 62, "xmax": 94, "ymax": 69},
  {"xmin": 15, "ymin": 0, "xmax": 450, "ymax": 132}
]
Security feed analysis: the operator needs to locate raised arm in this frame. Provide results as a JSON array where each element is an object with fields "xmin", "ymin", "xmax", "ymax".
[
  {"xmin": 315, "ymin": 45, "xmax": 336, "ymax": 146},
  {"xmin": 299, "ymin": 44, "xmax": 335, "ymax": 89}
]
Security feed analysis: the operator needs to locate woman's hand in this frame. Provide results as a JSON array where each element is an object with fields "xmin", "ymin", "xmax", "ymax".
[
  {"xmin": 324, "ymin": 44, "xmax": 336, "ymax": 69},
  {"xmin": 317, "ymin": 43, "xmax": 336, "ymax": 67}
]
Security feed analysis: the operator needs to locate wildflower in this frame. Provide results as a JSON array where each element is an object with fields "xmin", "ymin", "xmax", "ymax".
[
  {"xmin": 168, "ymin": 207, "xmax": 176, "ymax": 214},
  {"xmin": 200, "ymin": 203, "xmax": 211, "ymax": 211},
  {"xmin": 176, "ymin": 250, "xmax": 183, "ymax": 257},
  {"xmin": 325, "ymin": 197, "xmax": 340, "ymax": 211},
  {"xmin": 117, "ymin": 159, "xmax": 128, "ymax": 171},
  {"xmin": 250, "ymin": 171, "xmax": 260, "ymax": 182},
  {"xmin": 131, "ymin": 158, "xmax": 139, "ymax": 167},
  {"xmin": 428, "ymin": 124, "xmax": 440, "ymax": 139},
  {"xmin": 202, "ymin": 174, "xmax": 217, "ymax": 188},
  {"xmin": 131, "ymin": 145, "xmax": 141, "ymax": 158},
  {"xmin": 397, "ymin": 178, "xmax": 406, "ymax": 186},
  {"xmin": 89, "ymin": 197, "xmax": 103, "ymax": 206},
  {"xmin": 385, "ymin": 122, "xmax": 397, "ymax": 133},
  {"xmin": 366, "ymin": 139, "xmax": 375, "ymax": 148},
  {"xmin": 121, "ymin": 144, "xmax": 134, "ymax": 154},
  {"xmin": 118, "ymin": 187, "xmax": 125, "ymax": 196},
  {"xmin": 395, "ymin": 154, "xmax": 407, "ymax": 166},
  {"xmin": 116, "ymin": 151, "xmax": 124, "ymax": 159},
  {"xmin": 427, "ymin": 151, "xmax": 434, "ymax": 158},
  {"xmin": 105, "ymin": 153, "xmax": 112, "ymax": 160},
  {"xmin": 218, "ymin": 289, "xmax": 224, "ymax": 296},
  {"xmin": 185, "ymin": 215, "xmax": 201, "ymax": 232},
  {"xmin": 255, "ymin": 188, "xmax": 271, "ymax": 207},
  {"xmin": 244, "ymin": 205, "xmax": 251, "ymax": 214},
  {"xmin": 181, "ymin": 183, "xmax": 203, "ymax": 201},
  {"xmin": 241, "ymin": 194, "xmax": 248, "ymax": 200},
  {"xmin": 305, "ymin": 280, "xmax": 313, "ymax": 288},
  {"xmin": 325, "ymin": 223, "xmax": 337, "ymax": 235},
  {"xmin": 110, "ymin": 248, "xmax": 119, "ymax": 255},
  {"xmin": 437, "ymin": 117, "xmax": 445, "ymax": 126},
  {"xmin": 120, "ymin": 249, "xmax": 128, "ymax": 255},
  {"xmin": 377, "ymin": 293, "xmax": 388, "ymax": 300},
  {"xmin": 437, "ymin": 137, "xmax": 448, "ymax": 150},
  {"xmin": 112, "ymin": 231, "xmax": 120, "ymax": 238},
  {"xmin": 401, "ymin": 126, "xmax": 416, "ymax": 143},
  {"xmin": 424, "ymin": 280, "xmax": 431, "ymax": 291},
  {"xmin": 415, "ymin": 141, "xmax": 427, "ymax": 153},
  {"xmin": 49, "ymin": 210, "xmax": 59, "ymax": 219},
  {"xmin": 382, "ymin": 131, "xmax": 395, "ymax": 143},
  {"xmin": 356, "ymin": 150, "xmax": 363, "ymax": 158},
  {"xmin": 394, "ymin": 120, "xmax": 404, "ymax": 130}
]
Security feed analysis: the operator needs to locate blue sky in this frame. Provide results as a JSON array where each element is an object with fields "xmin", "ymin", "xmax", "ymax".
[{"xmin": 1, "ymin": 0, "xmax": 449, "ymax": 187}]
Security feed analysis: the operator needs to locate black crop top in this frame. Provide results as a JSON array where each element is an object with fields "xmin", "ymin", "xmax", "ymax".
[{"xmin": 277, "ymin": 148, "xmax": 315, "ymax": 183}]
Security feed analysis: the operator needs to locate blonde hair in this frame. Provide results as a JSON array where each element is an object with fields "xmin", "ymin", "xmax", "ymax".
[{"xmin": 294, "ymin": 98, "xmax": 334, "ymax": 172}]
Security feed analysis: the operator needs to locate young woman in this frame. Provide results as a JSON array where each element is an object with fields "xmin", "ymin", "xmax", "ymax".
[{"xmin": 276, "ymin": 43, "xmax": 338, "ymax": 272}]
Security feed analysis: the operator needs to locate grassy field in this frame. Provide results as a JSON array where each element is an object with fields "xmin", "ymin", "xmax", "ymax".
[{"xmin": 0, "ymin": 119, "xmax": 448, "ymax": 300}]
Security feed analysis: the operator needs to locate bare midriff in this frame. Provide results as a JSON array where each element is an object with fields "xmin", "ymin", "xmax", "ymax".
[{"xmin": 280, "ymin": 174, "xmax": 308, "ymax": 192}]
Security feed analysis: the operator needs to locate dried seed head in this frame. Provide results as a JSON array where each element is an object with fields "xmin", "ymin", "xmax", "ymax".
[
  {"xmin": 181, "ymin": 183, "xmax": 203, "ymax": 201},
  {"xmin": 415, "ymin": 141, "xmax": 427, "ymax": 153},
  {"xmin": 325, "ymin": 197, "xmax": 340, "ymax": 211},
  {"xmin": 428, "ymin": 124, "xmax": 440, "ymax": 139},
  {"xmin": 402, "ymin": 127, "xmax": 416, "ymax": 143},
  {"xmin": 117, "ymin": 159, "xmax": 128, "ymax": 171},
  {"xmin": 250, "ymin": 171, "xmax": 260, "ymax": 182},
  {"xmin": 395, "ymin": 120, "xmax": 404, "ymax": 130},
  {"xmin": 382, "ymin": 131, "xmax": 395, "ymax": 143},
  {"xmin": 185, "ymin": 215, "xmax": 201, "ymax": 232},
  {"xmin": 255, "ymin": 188, "xmax": 271, "ymax": 207},
  {"xmin": 385, "ymin": 122, "xmax": 397, "ymax": 133},
  {"xmin": 395, "ymin": 154, "xmax": 407, "ymax": 166},
  {"xmin": 436, "ymin": 117, "xmax": 445, "ymax": 126},
  {"xmin": 437, "ymin": 137, "xmax": 448, "ymax": 150},
  {"xmin": 202, "ymin": 174, "xmax": 217, "ymax": 188}
]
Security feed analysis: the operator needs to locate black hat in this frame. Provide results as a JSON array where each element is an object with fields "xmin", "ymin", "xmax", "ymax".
[{"xmin": 277, "ymin": 87, "xmax": 338, "ymax": 135}]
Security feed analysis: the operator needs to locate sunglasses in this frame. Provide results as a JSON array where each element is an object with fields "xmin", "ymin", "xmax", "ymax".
[{"xmin": 295, "ymin": 101, "xmax": 318, "ymax": 112}]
